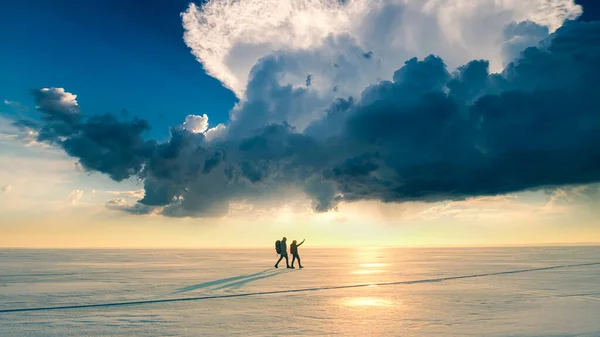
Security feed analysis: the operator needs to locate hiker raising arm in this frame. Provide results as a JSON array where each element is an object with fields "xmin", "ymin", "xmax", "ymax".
[{"xmin": 290, "ymin": 239, "xmax": 305, "ymax": 269}]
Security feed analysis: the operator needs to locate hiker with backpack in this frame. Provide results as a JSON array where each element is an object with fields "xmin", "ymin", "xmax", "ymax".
[
  {"xmin": 290, "ymin": 239, "xmax": 305, "ymax": 269},
  {"xmin": 274, "ymin": 237, "xmax": 290, "ymax": 269}
]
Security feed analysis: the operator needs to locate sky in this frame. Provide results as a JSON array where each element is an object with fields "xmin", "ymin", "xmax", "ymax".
[{"xmin": 1, "ymin": 0, "xmax": 600, "ymax": 248}]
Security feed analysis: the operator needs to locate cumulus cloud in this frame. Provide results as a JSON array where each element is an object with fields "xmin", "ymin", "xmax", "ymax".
[
  {"xmin": 204, "ymin": 123, "xmax": 227, "ymax": 142},
  {"xmin": 313, "ymin": 19, "xmax": 600, "ymax": 207},
  {"xmin": 501, "ymin": 20, "xmax": 550, "ymax": 66},
  {"xmin": 32, "ymin": 88, "xmax": 80, "ymax": 123},
  {"xmin": 1, "ymin": 184, "xmax": 12, "ymax": 194},
  {"xmin": 67, "ymin": 189, "xmax": 84, "ymax": 204},
  {"xmin": 12, "ymin": 88, "xmax": 157, "ymax": 181},
  {"xmin": 12, "ymin": 19, "xmax": 600, "ymax": 218},
  {"xmin": 182, "ymin": 0, "xmax": 581, "ymax": 97},
  {"xmin": 183, "ymin": 114, "xmax": 209, "ymax": 133}
]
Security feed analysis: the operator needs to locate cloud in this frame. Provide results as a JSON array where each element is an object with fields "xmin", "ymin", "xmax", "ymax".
[
  {"xmin": 67, "ymin": 189, "xmax": 84, "ymax": 204},
  {"xmin": 106, "ymin": 198, "xmax": 125, "ymax": 206},
  {"xmin": 0, "ymin": 117, "xmax": 47, "ymax": 148},
  {"xmin": 105, "ymin": 198, "xmax": 156, "ymax": 215},
  {"xmin": 204, "ymin": 123, "xmax": 227, "ymax": 142},
  {"xmin": 12, "ymin": 20, "xmax": 600, "ymax": 218},
  {"xmin": 13, "ymin": 89, "xmax": 157, "ymax": 181},
  {"xmin": 419, "ymin": 195, "xmax": 524, "ymax": 220},
  {"xmin": 106, "ymin": 189, "xmax": 145, "ymax": 199},
  {"xmin": 541, "ymin": 184, "xmax": 600, "ymax": 214},
  {"xmin": 1, "ymin": 184, "xmax": 12, "ymax": 194},
  {"xmin": 224, "ymin": 54, "xmax": 330, "ymax": 135},
  {"xmin": 501, "ymin": 20, "xmax": 550, "ymax": 66},
  {"xmin": 3, "ymin": 99, "xmax": 29, "ymax": 112},
  {"xmin": 61, "ymin": 114, "xmax": 155, "ymax": 181},
  {"xmin": 182, "ymin": 0, "xmax": 581, "ymax": 97},
  {"xmin": 314, "ymin": 20, "xmax": 600, "ymax": 207},
  {"xmin": 0, "ymin": 134, "xmax": 17, "ymax": 141},
  {"xmin": 32, "ymin": 88, "xmax": 80, "ymax": 124},
  {"xmin": 183, "ymin": 114, "xmax": 209, "ymax": 133}
]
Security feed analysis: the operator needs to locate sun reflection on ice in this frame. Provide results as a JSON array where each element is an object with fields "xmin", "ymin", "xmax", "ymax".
[
  {"xmin": 360, "ymin": 263, "xmax": 388, "ymax": 268},
  {"xmin": 342, "ymin": 297, "xmax": 394, "ymax": 307},
  {"xmin": 353, "ymin": 262, "xmax": 390, "ymax": 274},
  {"xmin": 351, "ymin": 269, "xmax": 384, "ymax": 275}
]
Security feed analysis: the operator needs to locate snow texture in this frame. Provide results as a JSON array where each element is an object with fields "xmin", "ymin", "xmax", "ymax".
[{"xmin": 1, "ymin": 247, "xmax": 600, "ymax": 336}]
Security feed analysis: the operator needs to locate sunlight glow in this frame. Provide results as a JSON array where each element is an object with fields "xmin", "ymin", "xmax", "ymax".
[
  {"xmin": 351, "ymin": 269, "xmax": 384, "ymax": 275},
  {"xmin": 342, "ymin": 297, "xmax": 393, "ymax": 307},
  {"xmin": 360, "ymin": 263, "xmax": 389, "ymax": 268}
]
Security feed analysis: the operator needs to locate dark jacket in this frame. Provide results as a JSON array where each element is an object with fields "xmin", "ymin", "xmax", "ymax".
[{"xmin": 290, "ymin": 240, "xmax": 304, "ymax": 255}]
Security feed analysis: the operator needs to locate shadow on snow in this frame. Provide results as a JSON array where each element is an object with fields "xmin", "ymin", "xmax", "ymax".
[{"xmin": 173, "ymin": 268, "xmax": 290, "ymax": 294}]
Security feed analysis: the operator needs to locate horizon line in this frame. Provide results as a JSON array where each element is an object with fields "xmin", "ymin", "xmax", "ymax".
[{"xmin": 1, "ymin": 242, "xmax": 600, "ymax": 250}]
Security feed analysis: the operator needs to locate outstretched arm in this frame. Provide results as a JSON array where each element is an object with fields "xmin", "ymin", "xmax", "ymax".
[{"xmin": 298, "ymin": 239, "xmax": 305, "ymax": 247}]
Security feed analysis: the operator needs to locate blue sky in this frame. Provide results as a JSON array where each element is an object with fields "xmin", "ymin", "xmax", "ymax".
[
  {"xmin": 577, "ymin": 0, "xmax": 600, "ymax": 21},
  {"xmin": 0, "ymin": 0, "xmax": 236, "ymax": 140},
  {"xmin": 1, "ymin": 0, "xmax": 600, "ymax": 247}
]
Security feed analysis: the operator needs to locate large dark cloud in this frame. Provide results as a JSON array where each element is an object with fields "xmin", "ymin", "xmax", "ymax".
[
  {"xmin": 319, "ymin": 21, "xmax": 600, "ymax": 206},
  {"xmin": 62, "ymin": 115, "xmax": 155, "ymax": 181},
  {"xmin": 22, "ymin": 88, "xmax": 157, "ymax": 181},
  {"xmin": 16, "ymin": 20, "xmax": 600, "ymax": 217}
]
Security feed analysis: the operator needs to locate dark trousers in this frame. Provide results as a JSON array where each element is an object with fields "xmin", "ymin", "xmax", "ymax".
[
  {"xmin": 291, "ymin": 253, "xmax": 302, "ymax": 267},
  {"xmin": 275, "ymin": 254, "xmax": 289, "ymax": 267}
]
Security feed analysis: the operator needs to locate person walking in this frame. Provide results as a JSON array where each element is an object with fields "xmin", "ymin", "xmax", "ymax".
[
  {"xmin": 290, "ymin": 239, "xmax": 305, "ymax": 269},
  {"xmin": 275, "ymin": 237, "xmax": 290, "ymax": 269}
]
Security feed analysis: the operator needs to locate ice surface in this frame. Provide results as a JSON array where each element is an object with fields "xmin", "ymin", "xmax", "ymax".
[{"xmin": 1, "ymin": 247, "xmax": 600, "ymax": 336}]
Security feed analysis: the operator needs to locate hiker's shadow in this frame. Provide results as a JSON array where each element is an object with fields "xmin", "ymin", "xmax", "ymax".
[
  {"xmin": 173, "ymin": 269, "xmax": 291, "ymax": 294},
  {"xmin": 214, "ymin": 269, "xmax": 293, "ymax": 291}
]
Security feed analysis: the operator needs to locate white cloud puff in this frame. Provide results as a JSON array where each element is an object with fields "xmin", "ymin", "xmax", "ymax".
[
  {"xmin": 67, "ymin": 189, "xmax": 84, "ymax": 204},
  {"xmin": 184, "ymin": 114, "xmax": 210, "ymax": 134},
  {"xmin": 33, "ymin": 88, "xmax": 80, "ymax": 121},
  {"xmin": 203, "ymin": 123, "xmax": 227, "ymax": 142}
]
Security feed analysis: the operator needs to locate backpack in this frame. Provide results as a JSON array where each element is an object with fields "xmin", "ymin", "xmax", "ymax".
[{"xmin": 275, "ymin": 240, "xmax": 282, "ymax": 254}]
